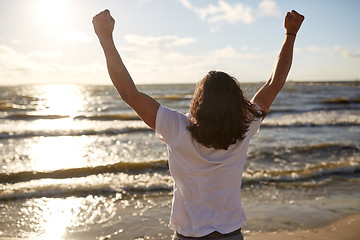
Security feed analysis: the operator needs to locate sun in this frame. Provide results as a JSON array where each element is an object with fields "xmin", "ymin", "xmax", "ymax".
[{"xmin": 33, "ymin": 0, "xmax": 70, "ymax": 27}]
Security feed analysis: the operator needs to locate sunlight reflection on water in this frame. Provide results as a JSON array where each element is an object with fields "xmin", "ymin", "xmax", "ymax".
[
  {"xmin": 39, "ymin": 84, "xmax": 86, "ymax": 117},
  {"xmin": 20, "ymin": 196, "xmax": 118, "ymax": 239},
  {"xmin": 23, "ymin": 85, "xmax": 106, "ymax": 172},
  {"xmin": 21, "ymin": 198, "xmax": 82, "ymax": 240},
  {"xmin": 29, "ymin": 136, "xmax": 91, "ymax": 172}
]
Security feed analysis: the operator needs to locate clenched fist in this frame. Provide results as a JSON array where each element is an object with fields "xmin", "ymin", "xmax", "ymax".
[
  {"xmin": 93, "ymin": 9, "xmax": 115, "ymax": 40},
  {"xmin": 284, "ymin": 10, "xmax": 304, "ymax": 35}
]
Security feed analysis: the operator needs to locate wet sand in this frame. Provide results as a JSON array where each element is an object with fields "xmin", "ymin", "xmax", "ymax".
[
  {"xmin": 1, "ymin": 213, "xmax": 359, "ymax": 240},
  {"xmin": 246, "ymin": 213, "xmax": 360, "ymax": 240}
]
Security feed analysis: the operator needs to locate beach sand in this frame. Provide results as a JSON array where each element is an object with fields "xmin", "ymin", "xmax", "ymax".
[
  {"xmin": 246, "ymin": 213, "xmax": 360, "ymax": 240},
  {"xmin": 0, "ymin": 213, "xmax": 359, "ymax": 240}
]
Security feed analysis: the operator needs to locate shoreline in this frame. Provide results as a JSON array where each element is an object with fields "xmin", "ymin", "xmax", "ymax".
[{"xmin": 245, "ymin": 213, "xmax": 360, "ymax": 240}]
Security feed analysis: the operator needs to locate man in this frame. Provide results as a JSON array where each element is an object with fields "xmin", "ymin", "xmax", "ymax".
[{"xmin": 93, "ymin": 9, "xmax": 304, "ymax": 239}]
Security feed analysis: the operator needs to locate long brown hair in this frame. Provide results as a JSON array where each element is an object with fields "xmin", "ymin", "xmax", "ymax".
[{"xmin": 187, "ymin": 71, "xmax": 265, "ymax": 150}]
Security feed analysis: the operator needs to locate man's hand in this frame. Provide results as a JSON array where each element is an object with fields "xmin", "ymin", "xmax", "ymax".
[
  {"xmin": 284, "ymin": 10, "xmax": 304, "ymax": 35},
  {"xmin": 92, "ymin": 9, "xmax": 115, "ymax": 40}
]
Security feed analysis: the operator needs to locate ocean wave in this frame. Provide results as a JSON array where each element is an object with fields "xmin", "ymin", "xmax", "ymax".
[
  {"xmin": 0, "ymin": 127, "xmax": 152, "ymax": 139},
  {"xmin": 262, "ymin": 110, "xmax": 360, "ymax": 127},
  {"xmin": 261, "ymin": 122, "xmax": 359, "ymax": 128},
  {"xmin": 0, "ymin": 104, "xmax": 15, "ymax": 111},
  {"xmin": 0, "ymin": 103, "xmax": 31, "ymax": 112},
  {"xmin": 0, "ymin": 182, "xmax": 172, "ymax": 201},
  {"xmin": 0, "ymin": 182, "xmax": 118, "ymax": 200},
  {"xmin": 2, "ymin": 113, "xmax": 141, "ymax": 121},
  {"xmin": 1, "ymin": 111, "xmax": 359, "ymax": 140},
  {"xmin": 247, "ymin": 143, "xmax": 359, "ymax": 166},
  {"xmin": 0, "ymin": 172, "xmax": 173, "ymax": 200},
  {"xmin": 75, "ymin": 113, "xmax": 140, "ymax": 121},
  {"xmin": 321, "ymin": 97, "xmax": 360, "ymax": 104},
  {"xmin": 249, "ymin": 142, "xmax": 359, "ymax": 157},
  {"xmin": 2, "ymin": 109, "xmax": 359, "ymax": 130},
  {"xmin": 153, "ymin": 94, "xmax": 193, "ymax": 101},
  {"xmin": 1, "ymin": 121, "xmax": 357, "ymax": 140},
  {"xmin": 3, "ymin": 143, "xmax": 357, "ymax": 185},
  {"xmin": 1, "ymin": 160, "xmax": 359, "ymax": 200},
  {"xmin": 243, "ymin": 160, "xmax": 360, "ymax": 184},
  {"xmin": 268, "ymin": 105, "xmax": 360, "ymax": 115},
  {"xmin": 0, "ymin": 160, "xmax": 169, "ymax": 183},
  {"xmin": 1, "ymin": 161, "xmax": 358, "ymax": 201},
  {"xmin": 293, "ymin": 142, "xmax": 359, "ymax": 153},
  {"xmin": 5, "ymin": 113, "xmax": 69, "ymax": 120}
]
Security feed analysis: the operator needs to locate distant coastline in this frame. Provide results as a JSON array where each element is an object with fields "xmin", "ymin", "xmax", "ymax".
[{"xmin": 0, "ymin": 79, "xmax": 359, "ymax": 87}]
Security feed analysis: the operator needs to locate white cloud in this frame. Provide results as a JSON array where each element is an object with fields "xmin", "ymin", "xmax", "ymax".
[
  {"xmin": 258, "ymin": 0, "xmax": 281, "ymax": 17},
  {"xmin": 334, "ymin": 45, "xmax": 360, "ymax": 61},
  {"xmin": 60, "ymin": 30, "xmax": 92, "ymax": 43},
  {"xmin": 10, "ymin": 39, "xmax": 23, "ymax": 44},
  {"xmin": 200, "ymin": 1, "xmax": 254, "ymax": 24},
  {"xmin": 308, "ymin": 45, "xmax": 360, "ymax": 61},
  {"xmin": 178, "ymin": 0, "xmax": 193, "ymax": 9},
  {"xmin": 27, "ymin": 50, "xmax": 62, "ymax": 59},
  {"xmin": 211, "ymin": 45, "xmax": 268, "ymax": 60},
  {"xmin": 179, "ymin": 0, "xmax": 255, "ymax": 25},
  {"xmin": 0, "ymin": 45, "xmax": 44, "ymax": 76},
  {"xmin": 0, "ymin": 44, "xmax": 105, "ymax": 84},
  {"xmin": 178, "ymin": 0, "xmax": 281, "ymax": 30},
  {"xmin": 124, "ymin": 34, "xmax": 196, "ymax": 48},
  {"xmin": 308, "ymin": 46, "xmax": 335, "ymax": 56},
  {"xmin": 119, "ymin": 34, "xmax": 270, "ymax": 83}
]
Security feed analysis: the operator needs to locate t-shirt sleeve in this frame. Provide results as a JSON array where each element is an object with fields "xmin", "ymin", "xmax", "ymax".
[
  {"xmin": 155, "ymin": 105, "xmax": 188, "ymax": 145},
  {"xmin": 246, "ymin": 103, "xmax": 263, "ymax": 137}
]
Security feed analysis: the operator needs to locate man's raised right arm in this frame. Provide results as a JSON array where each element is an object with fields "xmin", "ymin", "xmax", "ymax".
[
  {"xmin": 252, "ymin": 10, "xmax": 304, "ymax": 113},
  {"xmin": 93, "ymin": 10, "xmax": 160, "ymax": 130}
]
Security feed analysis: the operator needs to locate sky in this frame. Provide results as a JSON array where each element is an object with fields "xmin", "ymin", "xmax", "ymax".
[{"xmin": 0, "ymin": 0, "xmax": 359, "ymax": 85}]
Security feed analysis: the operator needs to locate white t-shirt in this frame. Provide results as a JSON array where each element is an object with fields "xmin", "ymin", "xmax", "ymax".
[{"xmin": 155, "ymin": 104, "xmax": 262, "ymax": 237}]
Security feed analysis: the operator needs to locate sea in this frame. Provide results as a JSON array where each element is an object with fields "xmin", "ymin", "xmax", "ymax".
[{"xmin": 0, "ymin": 81, "xmax": 360, "ymax": 239}]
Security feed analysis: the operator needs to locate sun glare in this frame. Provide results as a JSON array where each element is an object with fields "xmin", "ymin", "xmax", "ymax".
[
  {"xmin": 26, "ymin": 84, "xmax": 90, "ymax": 172},
  {"xmin": 29, "ymin": 136, "xmax": 90, "ymax": 172},
  {"xmin": 25, "ymin": 198, "xmax": 83, "ymax": 240},
  {"xmin": 40, "ymin": 84, "xmax": 85, "ymax": 117},
  {"xmin": 34, "ymin": 0, "xmax": 69, "ymax": 27}
]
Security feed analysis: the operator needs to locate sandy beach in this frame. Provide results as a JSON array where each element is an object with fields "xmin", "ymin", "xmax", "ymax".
[
  {"xmin": 246, "ymin": 213, "xmax": 360, "ymax": 240},
  {"xmin": 0, "ymin": 213, "xmax": 359, "ymax": 240}
]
